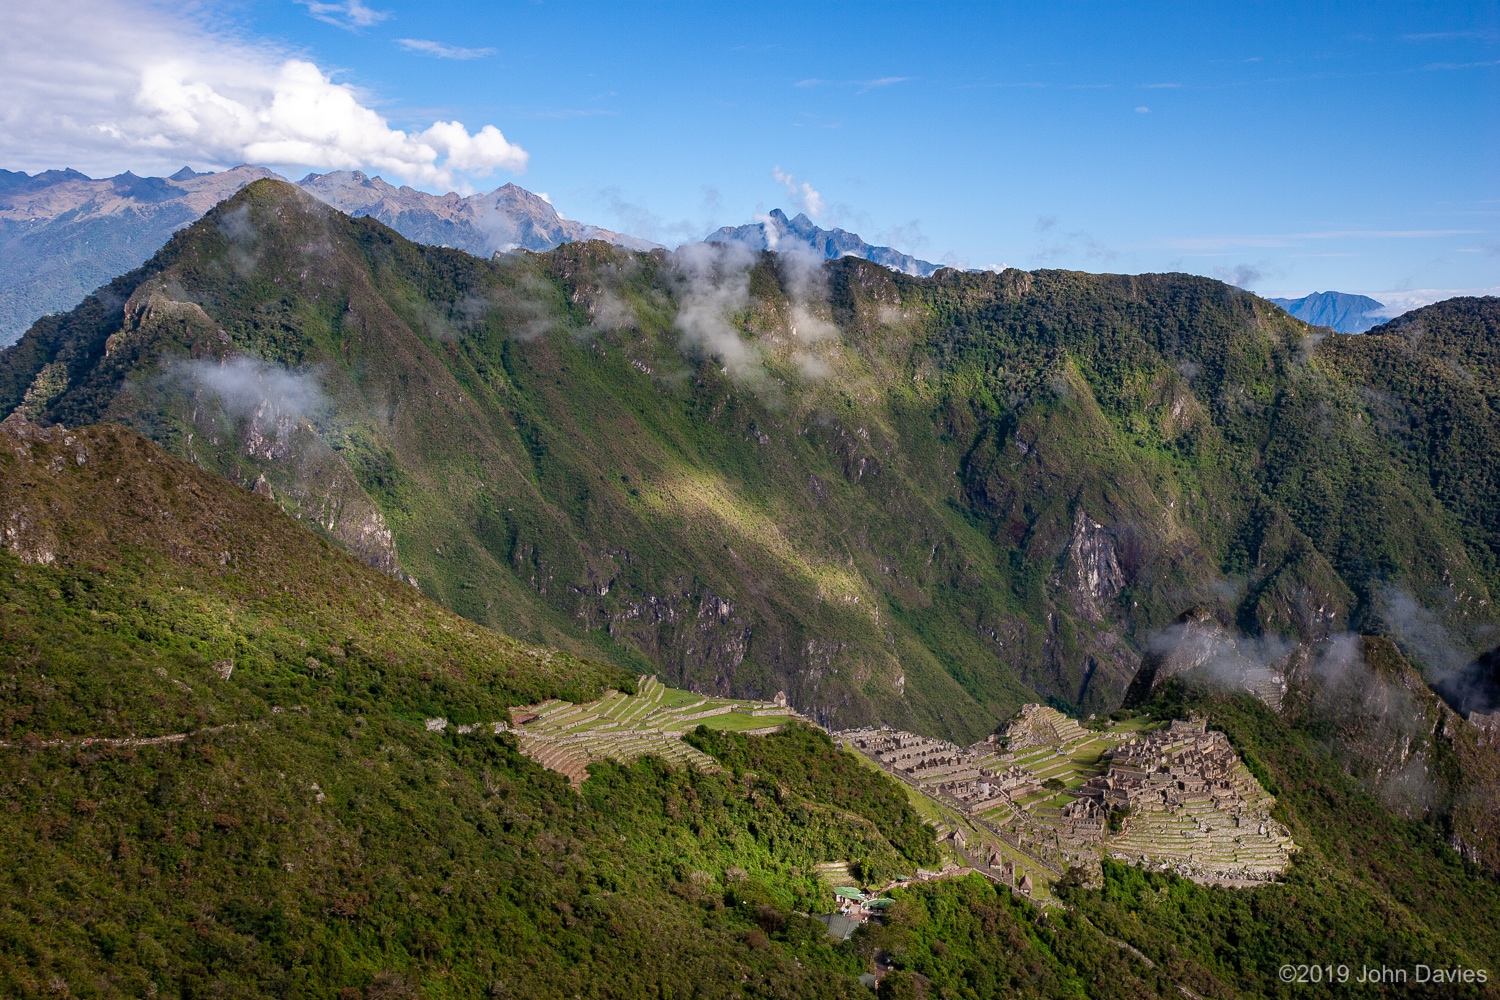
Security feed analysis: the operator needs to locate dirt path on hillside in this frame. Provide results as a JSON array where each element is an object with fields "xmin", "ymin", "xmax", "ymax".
[{"xmin": 0, "ymin": 722, "xmax": 242, "ymax": 750}]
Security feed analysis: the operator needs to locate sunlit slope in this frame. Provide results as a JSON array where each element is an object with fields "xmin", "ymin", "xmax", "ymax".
[
  {"xmin": 3, "ymin": 415, "xmax": 1500, "ymax": 998},
  {"xmin": 0, "ymin": 415, "xmax": 939, "ymax": 998},
  {"xmin": 3, "ymin": 178, "xmax": 1497, "ymax": 743},
  {"xmin": 0, "ymin": 414, "xmax": 635, "ymax": 737}
]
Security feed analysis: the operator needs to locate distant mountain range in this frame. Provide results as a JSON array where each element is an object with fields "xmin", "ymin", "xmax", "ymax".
[
  {"xmin": 0, "ymin": 163, "xmax": 1421, "ymax": 348},
  {"xmin": 1269, "ymin": 291, "xmax": 1391, "ymax": 333},
  {"xmin": 0, "ymin": 166, "xmax": 658, "ymax": 346},
  {"xmin": 296, "ymin": 170, "xmax": 660, "ymax": 257},
  {"xmin": 706, "ymin": 208, "xmax": 940, "ymax": 276},
  {"xmin": 0, "ymin": 165, "xmax": 277, "ymax": 345}
]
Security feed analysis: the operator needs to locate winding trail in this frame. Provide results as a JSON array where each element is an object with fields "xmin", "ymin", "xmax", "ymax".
[{"xmin": 0, "ymin": 722, "xmax": 242, "ymax": 750}]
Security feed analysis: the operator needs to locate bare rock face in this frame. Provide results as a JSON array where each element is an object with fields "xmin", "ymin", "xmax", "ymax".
[
  {"xmin": 601, "ymin": 586, "xmax": 754, "ymax": 696},
  {"xmin": 2, "ymin": 506, "xmax": 58, "ymax": 565},
  {"xmin": 1065, "ymin": 508, "xmax": 1124, "ymax": 622}
]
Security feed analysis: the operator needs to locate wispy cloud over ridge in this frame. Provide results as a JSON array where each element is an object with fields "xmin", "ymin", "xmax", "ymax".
[
  {"xmin": 772, "ymin": 166, "xmax": 824, "ymax": 218},
  {"xmin": 397, "ymin": 38, "xmax": 496, "ymax": 60}
]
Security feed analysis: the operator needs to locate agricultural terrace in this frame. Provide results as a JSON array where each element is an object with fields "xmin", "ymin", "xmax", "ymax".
[{"xmin": 508, "ymin": 675, "xmax": 800, "ymax": 788}]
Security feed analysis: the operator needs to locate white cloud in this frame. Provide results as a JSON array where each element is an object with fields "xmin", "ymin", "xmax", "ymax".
[
  {"xmin": 1363, "ymin": 286, "xmax": 1500, "ymax": 315},
  {"xmin": 0, "ymin": 0, "xmax": 526, "ymax": 191},
  {"xmin": 668, "ymin": 241, "xmax": 761, "ymax": 380},
  {"xmin": 297, "ymin": 0, "xmax": 389, "ymax": 30},
  {"xmin": 772, "ymin": 165, "xmax": 825, "ymax": 217},
  {"xmin": 1211, "ymin": 263, "xmax": 1263, "ymax": 289},
  {"xmin": 1134, "ymin": 106, "xmax": 1151, "ymax": 113},
  {"xmin": 177, "ymin": 355, "xmax": 329, "ymax": 422},
  {"xmin": 396, "ymin": 38, "xmax": 496, "ymax": 60}
]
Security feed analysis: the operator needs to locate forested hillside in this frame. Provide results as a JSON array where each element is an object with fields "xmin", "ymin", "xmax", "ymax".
[
  {"xmin": 4, "ymin": 301, "xmax": 1500, "ymax": 999},
  {"xmin": 0, "ymin": 416, "xmax": 925, "ymax": 998},
  {"xmin": 2, "ymin": 179, "xmax": 1496, "ymax": 745}
]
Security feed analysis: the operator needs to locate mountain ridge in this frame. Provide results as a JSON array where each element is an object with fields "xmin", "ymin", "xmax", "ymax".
[
  {"xmin": 296, "ymin": 169, "xmax": 660, "ymax": 256},
  {"xmin": 0, "ymin": 165, "xmax": 280, "ymax": 345},
  {"xmin": 0, "ymin": 166, "xmax": 657, "ymax": 346},
  {"xmin": 1269, "ymin": 290, "xmax": 1391, "ymax": 333},
  {"xmin": 5, "ymin": 179, "xmax": 1500, "ymax": 751},
  {"xmin": 706, "ymin": 208, "xmax": 939, "ymax": 276},
  {"xmin": 6, "ymin": 179, "xmax": 1500, "ymax": 998}
]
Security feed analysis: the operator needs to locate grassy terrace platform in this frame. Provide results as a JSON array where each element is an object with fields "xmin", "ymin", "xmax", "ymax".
[{"xmin": 508, "ymin": 675, "xmax": 799, "ymax": 788}]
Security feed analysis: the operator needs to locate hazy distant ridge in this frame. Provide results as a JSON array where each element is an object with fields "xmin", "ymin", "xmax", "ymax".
[
  {"xmin": 0, "ymin": 165, "xmax": 277, "ymax": 344},
  {"xmin": 1269, "ymin": 290, "xmax": 1389, "ymax": 333},
  {"xmin": 706, "ymin": 208, "xmax": 939, "ymax": 276},
  {"xmin": 296, "ymin": 170, "xmax": 660, "ymax": 257}
]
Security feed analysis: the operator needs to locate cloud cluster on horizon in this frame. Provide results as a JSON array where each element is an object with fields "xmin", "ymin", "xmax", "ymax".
[{"xmin": 1, "ymin": 0, "xmax": 526, "ymax": 191}]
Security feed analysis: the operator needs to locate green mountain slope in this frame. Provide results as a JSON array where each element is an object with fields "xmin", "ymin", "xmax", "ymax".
[
  {"xmin": 4, "ymin": 415, "xmax": 1500, "ymax": 998},
  {"xmin": 2, "ymin": 179, "xmax": 1497, "ymax": 745},
  {"xmin": 0, "ymin": 415, "xmax": 915, "ymax": 998}
]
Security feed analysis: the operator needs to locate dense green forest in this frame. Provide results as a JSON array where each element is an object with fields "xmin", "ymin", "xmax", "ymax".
[
  {"xmin": 3, "ymin": 180, "xmax": 1497, "ymax": 743},
  {"xmin": 2, "ymin": 405, "xmax": 1499, "ymax": 998},
  {"xmin": 4, "ymin": 182, "xmax": 1500, "ymax": 998}
]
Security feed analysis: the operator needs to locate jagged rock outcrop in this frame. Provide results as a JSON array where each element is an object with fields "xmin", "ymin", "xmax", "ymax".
[
  {"xmin": 706, "ymin": 208, "xmax": 937, "ymax": 276},
  {"xmin": 1065, "ymin": 508, "xmax": 1124, "ymax": 622}
]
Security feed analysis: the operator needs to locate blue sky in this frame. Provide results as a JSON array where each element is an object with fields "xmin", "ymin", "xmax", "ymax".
[{"xmin": 6, "ymin": 1, "xmax": 1498, "ymax": 304}]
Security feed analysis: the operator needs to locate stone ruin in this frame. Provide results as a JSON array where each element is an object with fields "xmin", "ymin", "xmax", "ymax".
[
  {"xmin": 1005, "ymin": 703, "xmax": 1090, "ymax": 750},
  {"xmin": 838, "ymin": 706, "xmax": 1297, "ymax": 891}
]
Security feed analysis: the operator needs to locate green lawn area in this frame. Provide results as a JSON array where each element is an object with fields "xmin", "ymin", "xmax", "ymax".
[
  {"xmin": 694, "ymin": 712, "xmax": 791, "ymax": 732},
  {"xmin": 656, "ymin": 686, "xmax": 704, "ymax": 709}
]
